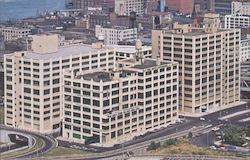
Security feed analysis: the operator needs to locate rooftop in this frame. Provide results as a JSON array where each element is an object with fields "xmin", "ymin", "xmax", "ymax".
[
  {"xmin": 78, "ymin": 71, "xmax": 111, "ymax": 82},
  {"xmin": 23, "ymin": 44, "xmax": 113, "ymax": 60},
  {"xmin": 132, "ymin": 59, "xmax": 170, "ymax": 70},
  {"xmin": 109, "ymin": 45, "xmax": 152, "ymax": 53},
  {"xmin": 164, "ymin": 28, "xmax": 231, "ymax": 36}
]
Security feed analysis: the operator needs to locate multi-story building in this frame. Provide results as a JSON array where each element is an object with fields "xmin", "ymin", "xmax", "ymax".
[
  {"xmin": 0, "ymin": 26, "xmax": 31, "ymax": 41},
  {"xmin": 214, "ymin": 0, "xmax": 233, "ymax": 15},
  {"xmin": 241, "ymin": 34, "xmax": 250, "ymax": 62},
  {"xmin": 224, "ymin": 15, "xmax": 250, "ymax": 29},
  {"xmin": 241, "ymin": 60, "xmax": 250, "ymax": 99},
  {"xmin": 232, "ymin": 0, "xmax": 250, "ymax": 16},
  {"xmin": 62, "ymin": 56, "xmax": 179, "ymax": 145},
  {"xmin": 166, "ymin": 0, "xmax": 194, "ymax": 14},
  {"xmin": 194, "ymin": 0, "xmax": 215, "ymax": 12},
  {"xmin": 152, "ymin": 13, "xmax": 241, "ymax": 114},
  {"xmin": 66, "ymin": 0, "xmax": 115, "ymax": 12},
  {"xmin": 95, "ymin": 25, "xmax": 137, "ymax": 45},
  {"xmin": 4, "ymin": 34, "xmax": 116, "ymax": 133},
  {"xmin": 115, "ymin": 0, "xmax": 145, "ymax": 16}
]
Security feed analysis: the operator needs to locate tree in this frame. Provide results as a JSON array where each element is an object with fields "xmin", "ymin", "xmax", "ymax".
[
  {"xmin": 245, "ymin": 125, "xmax": 250, "ymax": 137},
  {"xmin": 162, "ymin": 138, "xmax": 177, "ymax": 147},
  {"xmin": 223, "ymin": 125, "xmax": 245, "ymax": 146},
  {"xmin": 188, "ymin": 132, "xmax": 193, "ymax": 139},
  {"xmin": 147, "ymin": 141, "xmax": 161, "ymax": 151}
]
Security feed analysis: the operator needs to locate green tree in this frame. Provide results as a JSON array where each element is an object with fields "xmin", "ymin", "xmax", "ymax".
[
  {"xmin": 223, "ymin": 125, "xmax": 245, "ymax": 146},
  {"xmin": 188, "ymin": 132, "xmax": 193, "ymax": 139},
  {"xmin": 147, "ymin": 141, "xmax": 161, "ymax": 151},
  {"xmin": 245, "ymin": 125, "xmax": 250, "ymax": 137},
  {"xmin": 162, "ymin": 138, "xmax": 177, "ymax": 147}
]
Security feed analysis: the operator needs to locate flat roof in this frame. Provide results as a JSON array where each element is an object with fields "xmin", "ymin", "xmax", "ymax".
[
  {"xmin": 78, "ymin": 71, "xmax": 111, "ymax": 82},
  {"xmin": 24, "ymin": 44, "xmax": 113, "ymax": 60},
  {"xmin": 109, "ymin": 45, "xmax": 152, "ymax": 53},
  {"xmin": 164, "ymin": 28, "xmax": 231, "ymax": 36},
  {"xmin": 132, "ymin": 59, "xmax": 170, "ymax": 70}
]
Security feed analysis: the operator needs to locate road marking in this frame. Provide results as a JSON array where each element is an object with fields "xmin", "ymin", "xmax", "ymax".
[
  {"xmin": 239, "ymin": 117, "xmax": 250, "ymax": 122},
  {"xmin": 219, "ymin": 110, "xmax": 250, "ymax": 120}
]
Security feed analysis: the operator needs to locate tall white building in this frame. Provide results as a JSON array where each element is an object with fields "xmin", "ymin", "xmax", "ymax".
[
  {"xmin": 62, "ymin": 57, "xmax": 179, "ymax": 145},
  {"xmin": 152, "ymin": 14, "xmax": 241, "ymax": 114},
  {"xmin": 0, "ymin": 26, "xmax": 31, "ymax": 41},
  {"xmin": 4, "ymin": 34, "xmax": 116, "ymax": 133},
  {"xmin": 115, "ymin": 0, "xmax": 145, "ymax": 16},
  {"xmin": 241, "ymin": 34, "xmax": 250, "ymax": 62},
  {"xmin": 232, "ymin": 1, "xmax": 250, "ymax": 16},
  {"xmin": 95, "ymin": 25, "xmax": 137, "ymax": 45}
]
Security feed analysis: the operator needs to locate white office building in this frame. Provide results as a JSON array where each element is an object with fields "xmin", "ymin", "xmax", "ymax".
[
  {"xmin": 152, "ymin": 14, "xmax": 241, "ymax": 114},
  {"xmin": 4, "ymin": 34, "xmax": 116, "ymax": 133},
  {"xmin": 62, "ymin": 57, "xmax": 179, "ymax": 146},
  {"xmin": 0, "ymin": 26, "xmax": 31, "ymax": 41},
  {"xmin": 95, "ymin": 25, "xmax": 137, "ymax": 45},
  {"xmin": 224, "ymin": 15, "xmax": 250, "ymax": 29},
  {"xmin": 232, "ymin": 1, "xmax": 250, "ymax": 16},
  {"xmin": 115, "ymin": 0, "xmax": 145, "ymax": 16}
]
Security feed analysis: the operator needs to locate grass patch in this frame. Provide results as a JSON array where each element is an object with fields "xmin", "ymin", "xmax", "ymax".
[
  {"xmin": 146, "ymin": 138, "xmax": 237, "ymax": 157},
  {"xmin": 0, "ymin": 106, "xmax": 4, "ymax": 124},
  {"xmin": 44, "ymin": 146, "xmax": 91, "ymax": 157}
]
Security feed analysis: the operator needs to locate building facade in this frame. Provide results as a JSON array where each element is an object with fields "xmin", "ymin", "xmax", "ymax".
[
  {"xmin": 0, "ymin": 27, "xmax": 31, "ymax": 41},
  {"xmin": 241, "ymin": 34, "xmax": 250, "ymax": 62},
  {"xmin": 112, "ymin": 45, "xmax": 152, "ymax": 60},
  {"xmin": 166, "ymin": 0, "xmax": 194, "ymax": 14},
  {"xmin": 4, "ymin": 34, "xmax": 116, "ymax": 133},
  {"xmin": 62, "ymin": 58, "xmax": 179, "ymax": 145},
  {"xmin": 232, "ymin": 1, "xmax": 250, "ymax": 16},
  {"xmin": 224, "ymin": 15, "xmax": 250, "ymax": 29},
  {"xmin": 214, "ymin": 0, "xmax": 233, "ymax": 15},
  {"xmin": 115, "ymin": 0, "xmax": 145, "ymax": 16},
  {"xmin": 95, "ymin": 25, "xmax": 137, "ymax": 45},
  {"xmin": 152, "ymin": 14, "xmax": 241, "ymax": 114}
]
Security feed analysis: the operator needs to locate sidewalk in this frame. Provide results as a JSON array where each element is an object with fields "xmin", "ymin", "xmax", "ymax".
[{"xmin": 179, "ymin": 101, "xmax": 247, "ymax": 118}]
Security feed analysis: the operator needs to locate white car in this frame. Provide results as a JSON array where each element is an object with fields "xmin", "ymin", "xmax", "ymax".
[
  {"xmin": 200, "ymin": 117, "xmax": 205, "ymax": 121},
  {"xmin": 212, "ymin": 127, "xmax": 220, "ymax": 131}
]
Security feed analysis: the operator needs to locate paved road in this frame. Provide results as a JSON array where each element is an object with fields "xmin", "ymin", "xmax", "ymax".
[
  {"xmin": 0, "ymin": 126, "xmax": 56, "ymax": 159},
  {"xmin": 53, "ymin": 103, "xmax": 250, "ymax": 159},
  {"xmin": 191, "ymin": 102, "xmax": 250, "ymax": 148},
  {"xmin": 0, "ymin": 143, "xmax": 25, "ymax": 153}
]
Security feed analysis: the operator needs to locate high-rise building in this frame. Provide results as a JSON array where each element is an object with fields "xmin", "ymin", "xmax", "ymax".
[
  {"xmin": 4, "ymin": 34, "xmax": 116, "ymax": 133},
  {"xmin": 152, "ymin": 13, "xmax": 241, "ymax": 114},
  {"xmin": 115, "ymin": 0, "xmax": 145, "ymax": 16},
  {"xmin": 62, "ymin": 56, "xmax": 179, "ymax": 145},
  {"xmin": 166, "ymin": 0, "xmax": 194, "ymax": 14}
]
